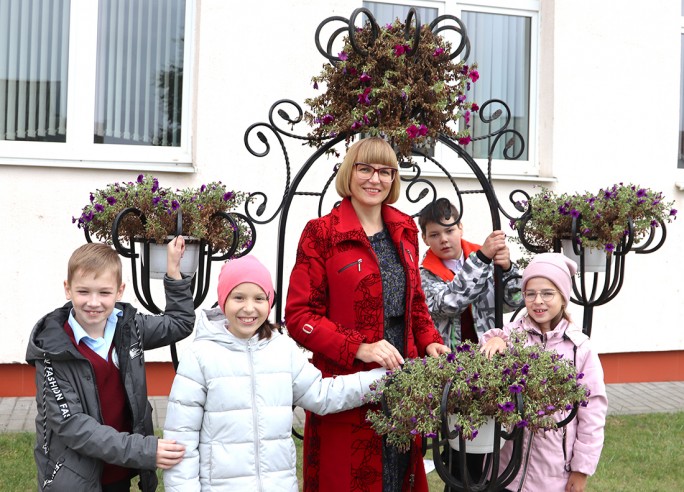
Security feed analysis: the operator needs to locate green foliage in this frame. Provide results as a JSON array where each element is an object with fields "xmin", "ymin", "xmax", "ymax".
[
  {"xmin": 305, "ymin": 19, "xmax": 479, "ymax": 159},
  {"xmin": 517, "ymin": 183, "xmax": 677, "ymax": 259},
  {"xmin": 363, "ymin": 335, "xmax": 589, "ymax": 453},
  {"xmin": 74, "ymin": 174, "xmax": 252, "ymax": 254}
]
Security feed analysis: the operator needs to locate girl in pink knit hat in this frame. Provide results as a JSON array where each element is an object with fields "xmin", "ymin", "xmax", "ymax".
[
  {"xmin": 480, "ymin": 253, "xmax": 608, "ymax": 492},
  {"xmin": 163, "ymin": 255, "xmax": 385, "ymax": 491}
]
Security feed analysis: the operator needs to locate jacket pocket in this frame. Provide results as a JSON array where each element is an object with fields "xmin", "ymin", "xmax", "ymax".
[
  {"xmin": 337, "ymin": 258, "xmax": 362, "ymax": 273},
  {"xmin": 42, "ymin": 448, "xmax": 98, "ymax": 490}
]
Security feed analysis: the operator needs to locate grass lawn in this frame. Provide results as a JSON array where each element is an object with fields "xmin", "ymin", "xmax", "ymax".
[{"xmin": 2, "ymin": 413, "xmax": 682, "ymax": 491}]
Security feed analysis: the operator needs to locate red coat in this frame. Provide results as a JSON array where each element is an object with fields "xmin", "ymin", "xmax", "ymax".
[{"xmin": 286, "ymin": 197, "xmax": 444, "ymax": 492}]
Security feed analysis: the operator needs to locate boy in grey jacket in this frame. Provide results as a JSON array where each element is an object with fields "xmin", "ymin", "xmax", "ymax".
[
  {"xmin": 418, "ymin": 198, "xmax": 522, "ymax": 348},
  {"xmin": 26, "ymin": 238, "xmax": 195, "ymax": 491}
]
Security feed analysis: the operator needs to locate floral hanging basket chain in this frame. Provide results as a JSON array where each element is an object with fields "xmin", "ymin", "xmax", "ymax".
[{"xmin": 306, "ymin": 8, "xmax": 480, "ymax": 158}]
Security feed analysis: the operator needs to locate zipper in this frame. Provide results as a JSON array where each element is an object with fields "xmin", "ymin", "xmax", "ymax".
[
  {"xmin": 338, "ymin": 259, "xmax": 362, "ymax": 273},
  {"xmin": 248, "ymin": 340, "xmax": 262, "ymax": 491},
  {"xmin": 404, "ymin": 247, "xmax": 414, "ymax": 264}
]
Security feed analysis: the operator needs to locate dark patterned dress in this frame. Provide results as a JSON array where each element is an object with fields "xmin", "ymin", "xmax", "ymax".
[{"xmin": 368, "ymin": 228, "xmax": 409, "ymax": 492}]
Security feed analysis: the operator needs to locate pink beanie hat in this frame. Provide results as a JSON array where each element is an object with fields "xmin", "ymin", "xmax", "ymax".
[
  {"xmin": 217, "ymin": 255, "xmax": 275, "ymax": 313},
  {"xmin": 521, "ymin": 253, "xmax": 577, "ymax": 305}
]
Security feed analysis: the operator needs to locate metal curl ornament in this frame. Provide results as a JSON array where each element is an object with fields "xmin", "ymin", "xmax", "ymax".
[{"xmin": 429, "ymin": 14, "xmax": 471, "ymax": 61}]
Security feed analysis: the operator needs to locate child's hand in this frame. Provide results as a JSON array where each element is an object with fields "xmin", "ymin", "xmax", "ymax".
[
  {"xmin": 166, "ymin": 235, "xmax": 185, "ymax": 280},
  {"xmin": 479, "ymin": 336, "xmax": 506, "ymax": 359},
  {"xmin": 492, "ymin": 243, "xmax": 512, "ymax": 271},
  {"xmin": 565, "ymin": 471, "xmax": 588, "ymax": 491},
  {"xmin": 156, "ymin": 438, "xmax": 185, "ymax": 469},
  {"xmin": 480, "ymin": 230, "xmax": 507, "ymax": 260},
  {"xmin": 426, "ymin": 342, "xmax": 451, "ymax": 357}
]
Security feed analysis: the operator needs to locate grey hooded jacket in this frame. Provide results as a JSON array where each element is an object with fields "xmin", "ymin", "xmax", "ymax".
[{"xmin": 25, "ymin": 275, "xmax": 195, "ymax": 491}]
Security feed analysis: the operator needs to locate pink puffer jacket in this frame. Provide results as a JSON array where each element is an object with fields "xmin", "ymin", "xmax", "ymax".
[{"xmin": 480, "ymin": 316, "xmax": 608, "ymax": 492}]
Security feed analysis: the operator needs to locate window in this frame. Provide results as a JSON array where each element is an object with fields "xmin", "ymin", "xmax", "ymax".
[
  {"xmin": 0, "ymin": 0, "xmax": 193, "ymax": 170},
  {"xmin": 363, "ymin": 1, "xmax": 438, "ymax": 25},
  {"xmin": 457, "ymin": 1, "xmax": 538, "ymax": 174}
]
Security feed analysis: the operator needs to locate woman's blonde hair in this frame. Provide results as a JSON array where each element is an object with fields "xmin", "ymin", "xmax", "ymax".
[{"xmin": 335, "ymin": 137, "xmax": 400, "ymax": 204}]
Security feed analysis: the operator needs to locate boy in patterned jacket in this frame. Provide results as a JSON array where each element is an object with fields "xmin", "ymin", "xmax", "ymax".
[{"xmin": 418, "ymin": 198, "xmax": 521, "ymax": 349}]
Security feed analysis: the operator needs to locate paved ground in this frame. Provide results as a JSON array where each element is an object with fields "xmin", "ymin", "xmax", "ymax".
[{"xmin": 2, "ymin": 381, "xmax": 683, "ymax": 433}]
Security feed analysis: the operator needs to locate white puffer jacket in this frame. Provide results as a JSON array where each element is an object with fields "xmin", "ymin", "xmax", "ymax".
[{"xmin": 163, "ymin": 308, "xmax": 384, "ymax": 492}]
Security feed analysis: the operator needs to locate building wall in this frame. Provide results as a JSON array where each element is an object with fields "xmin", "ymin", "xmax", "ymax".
[{"xmin": 1, "ymin": 0, "xmax": 682, "ymax": 395}]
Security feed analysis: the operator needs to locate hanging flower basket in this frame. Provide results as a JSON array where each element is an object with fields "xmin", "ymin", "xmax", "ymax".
[
  {"xmin": 305, "ymin": 14, "xmax": 479, "ymax": 159},
  {"xmin": 560, "ymin": 239, "xmax": 607, "ymax": 273}
]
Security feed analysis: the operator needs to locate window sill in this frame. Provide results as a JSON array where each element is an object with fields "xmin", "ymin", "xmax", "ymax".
[{"xmin": 0, "ymin": 156, "xmax": 195, "ymax": 173}]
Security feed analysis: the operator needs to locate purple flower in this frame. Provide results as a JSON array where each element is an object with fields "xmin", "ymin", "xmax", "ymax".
[
  {"xmin": 223, "ymin": 192, "xmax": 234, "ymax": 201},
  {"xmin": 351, "ymin": 121, "xmax": 363, "ymax": 130},
  {"xmin": 83, "ymin": 211, "xmax": 94, "ymax": 222},
  {"xmin": 89, "ymin": 193, "xmax": 95, "ymax": 203},
  {"xmin": 471, "ymin": 429, "xmax": 479, "ymax": 439},
  {"xmin": 605, "ymin": 243, "xmax": 615, "ymax": 253},
  {"xmin": 458, "ymin": 136, "xmax": 471, "ymax": 146},
  {"xmin": 359, "ymin": 72, "xmax": 372, "ymax": 84},
  {"xmin": 153, "ymin": 196, "xmax": 161, "ymax": 205},
  {"xmin": 446, "ymin": 353, "xmax": 456, "ymax": 363},
  {"xmin": 313, "ymin": 81, "xmax": 318, "ymax": 90},
  {"xmin": 94, "ymin": 203, "xmax": 105, "ymax": 213},
  {"xmin": 106, "ymin": 196, "xmax": 117, "ymax": 205},
  {"xmin": 433, "ymin": 47, "xmax": 445, "ymax": 57},
  {"xmin": 200, "ymin": 184, "xmax": 207, "ymax": 192},
  {"xmin": 570, "ymin": 208, "xmax": 580, "ymax": 218},
  {"xmin": 151, "ymin": 178, "xmax": 159, "ymax": 193},
  {"xmin": 515, "ymin": 420, "xmax": 529, "ymax": 428},
  {"xmin": 498, "ymin": 401, "xmax": 516, "ymax": 412},
  {"xmin": 546, "ymin": 404, "xmax": 556, "ymax": 412},
  {"xmin": 636, "ymin": 188, "xmax": 647, "ymax": 198},
  {"xmin": 671, "ymin": 209, "xmax": 678, "ymax": 216},
  {"xmin": 358, "ymin": 87, "xmax": 372, "ymax": 105},
  {"xmin": 406, "ymin": 124, "xmax": 420, "ymax": 139},
  {"xmin": 338, "ymin": 51, "xmax": 348, "ymax": 61},
  {"xmin": 508, "ymin": 384, "xmax": 523, "ymax": 394},
  {"xmin": 321, "ymin": 114, "xmax": 334, "ymax": 125},
  {"xmin": 137, "ymin": 174, "xmax": 144, "ymax": 183},
  {"xmin": 471, "ymin": 102, "xmax": 479, "ymax": 112},
  {"xmin": 171, "ymin": 200, "xmax": 180, "ymax": 210}
]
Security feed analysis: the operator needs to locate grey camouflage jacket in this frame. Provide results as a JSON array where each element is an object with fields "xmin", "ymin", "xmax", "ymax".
[{"xmin": 421, "ymin": 250, "xmax": 521, "ymax": 349}]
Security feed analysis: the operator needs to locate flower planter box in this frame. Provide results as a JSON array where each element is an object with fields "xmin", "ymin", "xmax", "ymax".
[{"xmin": 138, "ymin": 237, "xmax": 200, "ymax": 279}]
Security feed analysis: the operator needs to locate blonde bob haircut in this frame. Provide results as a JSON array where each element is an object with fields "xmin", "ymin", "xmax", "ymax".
[{"xmin": 335, "ymin": 137, "xmax": 400, "ymax": 204}]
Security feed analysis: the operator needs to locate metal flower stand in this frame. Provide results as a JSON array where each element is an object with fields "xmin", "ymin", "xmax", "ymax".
[
  {"xmin": 516, "ymin": 213, "xmax": 669, "ymax": 337},
  {"xmin": 85, "ymin": 207, "xmax": 255, "ymax": 368}
]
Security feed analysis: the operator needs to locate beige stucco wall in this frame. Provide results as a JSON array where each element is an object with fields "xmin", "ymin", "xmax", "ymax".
[{"xmin": 0, "ymin": 0, "xmax": 682, "ymax": 366}]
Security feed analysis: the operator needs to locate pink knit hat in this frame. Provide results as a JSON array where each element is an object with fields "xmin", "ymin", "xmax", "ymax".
[
  {"xmin": 217, "ymin": 255, "xmax": 275, "ymax": 313},
  {"xmin": 521, "ymin": 253, "xmax": 577, "ymax": 305}
]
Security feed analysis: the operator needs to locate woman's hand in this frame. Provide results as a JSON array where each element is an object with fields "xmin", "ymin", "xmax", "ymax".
[
  {"xmin": 356, "ymin": 340, "xmax": 404, "ymax": 370},
  {"xmin": 479, "ymin": 336, "xmax": 507, "ymax": 359},
  {"xmin": 425, "ymin": 342, "xmax": 451, "ymax": 357}
]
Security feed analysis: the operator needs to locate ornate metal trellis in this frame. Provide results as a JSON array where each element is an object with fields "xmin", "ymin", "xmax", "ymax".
[{"xmin": 239, "ymin": 7, "xmax": 541, "ymax": 491}]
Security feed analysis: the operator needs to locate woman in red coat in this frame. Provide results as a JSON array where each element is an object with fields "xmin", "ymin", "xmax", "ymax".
[{"xmin": 286, "ymin": 137, "xmax": 450, "ymax": 492}]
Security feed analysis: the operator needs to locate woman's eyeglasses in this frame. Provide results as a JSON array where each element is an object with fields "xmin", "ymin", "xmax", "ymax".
[
  {"xmin": 354, "ymin": 162, "xmax": 397, "ymax": 183},
  {"xmin": 523, "ymin": 290, "xmax": 557, "ymax": 302}
]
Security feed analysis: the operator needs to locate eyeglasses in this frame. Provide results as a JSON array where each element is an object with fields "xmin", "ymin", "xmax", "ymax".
[
  {"xmin": 354, "ymin": 162, "xmax": 397, "ymax": 183},
  {"xmin": 523, "ymin": 290, "xmax": 557, "ymax": 302}
]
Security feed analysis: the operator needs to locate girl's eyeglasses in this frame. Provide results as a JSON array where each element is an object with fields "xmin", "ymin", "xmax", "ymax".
[{"xmin": 523, "ymin": 290, "xmax": 557, "ymax": 302}]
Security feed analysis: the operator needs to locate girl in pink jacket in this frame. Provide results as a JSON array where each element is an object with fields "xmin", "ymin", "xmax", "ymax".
[{"xmin": 480, "ymin": 253, "xmax": 607, "ymax": 492}]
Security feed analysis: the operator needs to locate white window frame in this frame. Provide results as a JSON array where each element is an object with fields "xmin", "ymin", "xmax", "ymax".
[
  {"xmin": 358, "ymin": 0, "xmax": 539, "ymax": 178},
  {"xmin": 0, "ymin": 0, "xmax": 195, "ymax": 173},
  {"xmin": 451, "ymin": 0, "xmax": 540, "ymax": 178}
]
